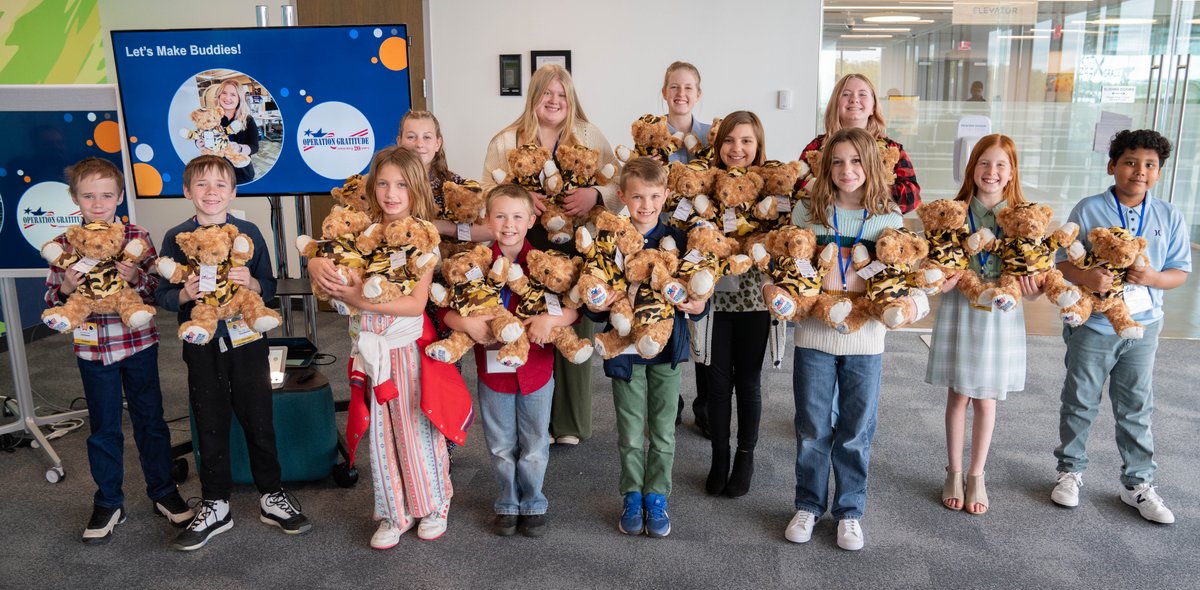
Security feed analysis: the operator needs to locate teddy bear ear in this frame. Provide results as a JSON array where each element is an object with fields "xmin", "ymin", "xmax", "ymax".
[
  {"xmin": 222, "ymin": 225, "xmax": 240, "ymax": 241},
  {"xmin": 176, "ymin": 232, "xmax": 194, "ymax": 250},
  {"xmin": 1136, "ymin": 236, "xmax": 1148, "ymax": 251},
  {"xmin": 66, "ymin": 226, "xmax": 83, "ymax": 244}
]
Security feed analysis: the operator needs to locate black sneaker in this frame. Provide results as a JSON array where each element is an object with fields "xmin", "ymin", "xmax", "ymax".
[
  {"xmin": 152, "ymin": 490, "xmax": 195, "ymax": 527},
  {"xmin": 493, "ymin": 514, "xmax": 518, "ymax": 537},
  {"xmin": 172, "ymin": 499, "xmax": 232, "ymax": 551},
  {"xmin": 518, "ymin": 514, "xmax": 547, "ymax": 538},
  {"xmin": 259, "ymin": 490, "xmax": 312, "ymax": 534},
  {"xmin": 82, "ymin": 505, "xmax": 125, "ymax": 544}
]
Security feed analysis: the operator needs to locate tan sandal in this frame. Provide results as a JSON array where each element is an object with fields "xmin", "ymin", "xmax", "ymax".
[
  {"xmin": 965, "ymin": 472, "xmax": 989, "ymax": 515},
  {"xmin": 942, "ymin": 469, "xmax": 964, "ymax": 511}
]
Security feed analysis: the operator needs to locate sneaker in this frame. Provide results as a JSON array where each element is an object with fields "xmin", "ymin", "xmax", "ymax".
[
  {"xmin": 556, "ymin": 435, "xmax": 580, "ymax": 446},
  {"xmin": 152, "ymin": 490, "xmax": 195, "ymax": 527},
  {"xmin": 784, "ymin": 510, "xmax": 816, "ymax": 544},
  {"xmin": 492, "ymin": 514, "xmax": 518, "ymax": 537},
  {"xmin": 172, "ymin": 500, "xmax": 232, "ymax": 551},
  {"xmin": 417, "ymin": 514, "xmax": 448, "ymax": 540},
  {"xmin": 1051, "ymin": 471, "xmax": 1083, "ymax": 508},
  {"xmin": 1120, "ymin": 483, "xmax": 1176, "ymax": 524},
  {"xmin": 644, "ymin": 493, "xmax": 671, "ymax": 538},
  {"xmin": 370, "ymin": 518, "xmax": 415, "ymax": 549},
  {"xmin": 618, "ymin": 492, "xmax": 644, "ymax": 535},
  {"xmin": 260, "ymin": 490, "xmax": 312, "ymax": 534},
  {"xmin": 518, "ymin": 514, "xmax": 547, "ymax": 538},
  {"xmin": 836, "ymin": 518, "xmax": 864, "ymax": 551},
  {"xmin": 82, "ymin": 505, "xmax": 125, "ymax": 544}
]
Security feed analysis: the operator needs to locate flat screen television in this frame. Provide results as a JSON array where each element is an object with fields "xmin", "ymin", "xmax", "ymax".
[{"xmin": 110, "ymin": 25, "xmax": 412, "ymax": 198}]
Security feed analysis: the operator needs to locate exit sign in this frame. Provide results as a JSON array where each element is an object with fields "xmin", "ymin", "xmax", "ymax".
[{"xmin": 959, "ymin": 41, "xmax": 972, "ymax": 50}]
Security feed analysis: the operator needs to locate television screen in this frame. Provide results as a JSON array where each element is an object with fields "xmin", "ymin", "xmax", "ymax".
[{"xmin": 110, "ymin": 25, "xmax": 412, "ymax": 198}]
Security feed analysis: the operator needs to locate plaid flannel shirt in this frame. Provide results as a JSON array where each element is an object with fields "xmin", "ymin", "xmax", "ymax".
[
  {"xmin": 799, "ymin": 135, "xmax": 922, "ymax": 214},
  {"xmin": 44, "ymin": 222, "xmax": 160, "ymax": 365}
]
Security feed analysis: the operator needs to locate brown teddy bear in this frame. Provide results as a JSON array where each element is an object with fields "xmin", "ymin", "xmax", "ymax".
[
  {"xmin": 1060, "ymin": 226, "xmax": 1150, "ymax": 339},
  {"xmin": 541, "ymin": 144, "xmax": 616, "ymax": 244},
  {"xmin": 660, "ymin": 222, "xmax": 752, "ymax": 304},
  {"xmin": 915, "ymin": 199, "xmax": 987, "ymax": 304},
  {"xmin": 712, "ymin": 167, "xmax": 766, "ymax": 246},
  {"xmin": 570, "ymin": 210, "xmax": 641, "ymax": 336},
  {"xmin": 439, "ymin": 179, "xmax": 485, "ymax": 259},
  {"xmin": 614, "ymin": 114, "xmax": 686, "ymax": 163},
  {"xmin": 41, "ymin": 221, "xmax": 156, "ymax": 332},
  {"xmin": 506, "ymin": 249, "xmax": 594, "ymax": 363},
  {"xmin": 179, "ymin": 108, "xmax": 250, "ymax": 168},
  {"xmin": 331, "ymin": 173, "xmax": 371, "ymax": 213},
  {"xmin": 748, "ymin": 225, "xmax": 832, "ymax": 321},
  {"xmin": 157, "ymin": 224, "xmax": 282, "ymax": 344},
  {"xmin": 690, "ymin": 117, "xmax": 723, "ymax": 164},
  {"xmin": 358, "ymin": 216, "xmax": 441, "ymax": 304},
  {"xmin": 966, "ymin": 202, "xmax": 1081, "ymax": 312},
  {"xmin": 594, "ymin": 248, "xmax": 678, "ymax": 359},
  {"xmin": 814, "ymin": 227, "xmax": 939, "ymax": 332},
  {"xmin": 426, "ymin": 245, "xmax": 528, "ymax": 367},
  {"xmin": 750, "ymin": 160, "xmax": 805, "ymax": 228},
  {"xmin": 666, "ymin": 160, "xmax": 719, "ymax": 228},
  {"xmin": 295, "ymin": 205, "xmax": 377, "ymax": 315},
  {"xmin": 491, "ymin": 143, "xmax": 555, "ymax": 194}
]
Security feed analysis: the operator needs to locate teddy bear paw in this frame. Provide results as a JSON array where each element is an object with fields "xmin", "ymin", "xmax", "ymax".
[
  {"xmin": 611, "ymin": 313, "xmax": 632, "ymax": 337},
  {"xmin": 507, "ymin": 264, "xmax": 525, "ymax": 282},
  {"xmin": 882, "ymin": 306, "xmax": 907, "ymax": 329},
  {"xmin": 591, "ymin": 337, "xmax": 607, "ymax": 359},
  {"xmin": 252, "ymin": 315, "xmax": 280, "ymax": 333},
  {"xmin": 42, "ymin": 313, "xmax": 72, "ymax": 333},
  {"xmin": 755, "ymin": 197, "xmax": 775, "ymax": 218},
  {"xmin": 570, "ymin": 344, "xmax": 594, "ymax": 364},
  {"xmin": 156, "ymin": 257, "xmax": 178, "ymax": 280},
  {"xmin": 544, "ymin": 216, "xmax": 567, "ymax": 232},
  {"xmin": 232, "ymin": 235, "xmax": 250, "ymax": 254},
  {"xmin": 576, "ymin": 227, "xmax": 594, "ymax": 252},
  {"xmin": 181, "ymin": 326, "xmax": 210, "ymax": 345},
  {"xmin": 498, "ymin": 355, "xmax": 525, "ymax": 368},
  {"xmin": 425, "ymin": 345, "xmax": 453, "ymax": 363},
  {"xmin": 690, "ymin": 270, "xmax": 715, "ymax": 298},
  {"xmin": 818, "ymin": 242, "xmax": 839, "ymax": 266},
  {"xmin": 693, "ymin": 195, "xmax": 711, "ymax": 215},
  {"xmin": 1066, "ymin": 241, "xmax": 1086, "ymax": 262},
  {"xmin": 1120, "ymin": 325, "xmax": 1145, "ymax": 340},
  {"xmin": 976, "ymin": 288, "xmax": 996, "ymax": 307},
  {"xmin": 1055, "ymin": 289, "xmax": 1081, "ymax": 309},
  {"xmin": 659, "ymin": 236, "xmax": 677, "ymax": 253},
  {"xmin": 827, "ymin": 300, "xmax": 852, "ymax": 325},
  {"xmin": 750, "ymin": 243, "xmax": 769, "ymax": 264},
  {"xmin": 491, "ymin": 169, "xmax": 507, "ymax": 184},
  {"xmin": 362, "ymin": 275, "xmax": 385, "ymax": 299},
  {"xmin": 499, "ymin": 322, "xmax": 525, "ymax": 344},
  {"xmin": 662, "ymin": 281, "xmax": 688, "ymax": 305},
  {"xmin": 330, "ymin": 299, "xmax": 353, "ymax": 316},
  {"xmin": 40, "ymin": 241, "xmax": 64, "ymax": 264},
  {"xmin": 295, "ymin": 234, "xmax": 314, "ymax": 253},
  {"xmin": 923, "ymin": 268, "xmax": 944, "ymax": 284},
  {"xmin": 636, "ymin": 336, "xmax": 662, "ymax": 358},
  {"xmin": 549, "ymin": 232, "xmax": 572, "ymax": 245},
  {"xmin": 615, "ymin": 145, "xmax": 633, "ymax": 163},
  {"xmin": 770, "ymin": 294, "xmax": 797, "ymax": 318},
  {"xmin": 415, "ymin": 252, "xmax": 437, "ymax": 270},
  {"xmin": 1061, "ymin": 311, "xmax": 1084, "ymax": 327},
  {"xmin": 124, "ymin": 240, "xmax": 145, "ymax": 259},
  {"xmin": 128, "ymin": 310, "xmax": 154, "ymax": 329},
  {"xmin": 992, "ymin": 293, "xmax": 1017, "ymax": 312},
  {"xmin": 430, "ymin": 283, "xmax": 448, "ymax": 305}
]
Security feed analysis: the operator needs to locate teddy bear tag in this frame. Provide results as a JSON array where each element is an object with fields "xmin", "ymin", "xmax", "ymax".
[
  {"xmin": 614, "ymin": 247, "xmax": 625, "ymax": 271},
  {"xmin": 390, "ymin": 251, "xmax": 407, "ymax": 269},
  {"xmin": 465, "ymin": 265, "xmax": 484, "ymax": 281},
  {"xmin": 796, "ymin": 258, "xmax": 816, "ymax": 278},
  {"xmin": 72, "ymin": 256, "xmax": 102, "ymax": 274},
  {"xmin": 673, "ymin": 198, "xmax": 694, "ymax": 221},
  {"xmin": 199, "ymin": 264, "xmax": 219, "ymax": 292},
  {"xmin": 684, "ymin": 249, "xmax": 704, "ymax": 264},
  {"xmin": 856, "ymin": 260, "xmax": 887, "ymax": 280},
  {"xmin": 202, "ymin": 130, "xmax": 216, "ymax": 150},
  {"xmin": 544, "ymin": 292, "xmax": 563, "ymax": 316},
  {"xmin": 777, "ymin": 199, "xmax": 793, "ymax": 213},
  {"xmin": 1124, "ymin": 285, "xmax": 1152, "ymax": 314},
  {"xmin": 722, "ymin": 209, "xmax": 738, "ymax": 234}
]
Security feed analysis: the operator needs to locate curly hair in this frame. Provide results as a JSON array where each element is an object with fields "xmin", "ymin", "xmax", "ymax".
[{"xmin": 1108, "ymin": 129, "xmax": 1172, "ymax": 165}]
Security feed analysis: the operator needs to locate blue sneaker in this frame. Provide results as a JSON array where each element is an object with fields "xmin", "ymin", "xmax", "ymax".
[
  {"xmin": 644, "ymin": 493, "xmax": 671, "ymax": 538},
  {"xmin": 618, "ymin": 492, "xmax": 643, "ymax": 535}
]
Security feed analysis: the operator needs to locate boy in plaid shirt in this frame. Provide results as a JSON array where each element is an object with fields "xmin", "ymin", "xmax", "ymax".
[{"xmin": 43, "ymin": 157, "xmax": 193, "ymax": 544}]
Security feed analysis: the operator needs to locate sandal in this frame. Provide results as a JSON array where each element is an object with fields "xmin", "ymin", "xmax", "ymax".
[
  {"xmin": 942, "ymin": 469, "xmax": 964, "ymax": 511},
  {"xmin": 964, "ymin": 472, "xmax": 989, "ymax": 515}
]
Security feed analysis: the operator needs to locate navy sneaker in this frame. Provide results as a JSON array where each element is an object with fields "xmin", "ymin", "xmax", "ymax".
[
  {"xmin": 82, "ymin": 505, "xmax": 125, "ymax": 544},
  {"xmin": 644, "ymin": 493, "xmax": 671, "ymax": 538},
  {"xmin": 618, "ymin": 492, "xmax": 644, "ymax": 535}
]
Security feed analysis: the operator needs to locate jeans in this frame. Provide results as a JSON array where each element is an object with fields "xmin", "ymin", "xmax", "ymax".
[
  {"xmin": 78, "ymin": 344, "xmax": 175, "ymax": 508},
  {"xmin": 612, "ymin": 363, "xmax": 682, "ymax": 495},
  {"xmin": 478, "ymin": 379, "xmax": 554, "ymax": 515},
  {"xmin": 706, "ymin": 311, "xmax": 770, "ymax": 452},
  {"xmin": 792, "ymin": 347, "xmax": 882, "ymax": 519},
  {"xmin": 1056, "ymin": 321, "xmax": 1162, "ymax": 486}
]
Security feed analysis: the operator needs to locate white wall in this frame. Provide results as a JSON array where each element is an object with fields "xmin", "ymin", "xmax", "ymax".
[{"xmin": 427, "ymin": 0, "xmax": 823, "ymax": 182}]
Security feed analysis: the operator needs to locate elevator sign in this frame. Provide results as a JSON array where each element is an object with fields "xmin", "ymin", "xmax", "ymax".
[{"xmin": 953, "ymin": 1, "xmax": 1038, "ymax": 26}]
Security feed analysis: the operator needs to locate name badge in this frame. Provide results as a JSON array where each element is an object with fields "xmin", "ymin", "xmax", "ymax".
[
  {"xmin": 684, "ymin": 249, "xmax": 704, "ymax": 264},
  {"xmin": 544, "ymin": 292, "xmax": 563, "ymax": 316},
  {"xmin": 485, "ymin": 349, "xmax": 517, "ymax": 374},
  {"xmin": 465, "ymin": 266, "xmax": 484, "ymax": 281},
  {"xmin": 198, "ymin": 264, "xmax": 218, "ymax": 292},
  {"xmin": 673, "ymin": 198, "xmax": 694, "ymax": 221},
  {"xmin": 390, "ymin": 250, "xmax": 407, "ymax": 269},
  {"xmin": 856, "ymin": 260, "xmax": 887, "ymax": 280},
  {"xmin": 457, "ymin": 223, "xmax": 472, "ymax": 242},
  {"xmin": 73, "ymin": 322, "xmax": 99, "ymax": 346},
  {"xmin": 227, "ymin": 316, "xmax": 262, "ymax": 348},
  {"xmin": 1123, "ymin": 285, "xmax": 1153, "ymax": 315},
  {"xmin": 722, "ymin": 209, "xmax": 738, "ymax": 234},
  {"xmin": 796, "ymin": 258, "xmax": 816, "ymax": 278},
  {"xmin": 72, "ymin": 257, "xmax": 101, "ymax": 274}
]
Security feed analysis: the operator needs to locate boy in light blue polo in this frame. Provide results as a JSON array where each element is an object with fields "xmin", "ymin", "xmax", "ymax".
[{"xmin": 1050, "ymin": 129, "xmax": 1191, "ymax": 524}]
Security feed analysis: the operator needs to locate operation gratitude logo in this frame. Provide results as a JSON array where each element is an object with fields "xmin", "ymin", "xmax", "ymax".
[
  {"xmin": 296, "ymin": 102, "xmax": 375, "ymax": 180},
  {"xmin": 16, "ymin": 182, "xmax": 82, "ymax": 249}
]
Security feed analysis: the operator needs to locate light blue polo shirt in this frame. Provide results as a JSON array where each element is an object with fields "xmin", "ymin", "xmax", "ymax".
[
  {"xmin": 666, "ymin": 116, "xmax": 711, "ymax": 165},
  {"xmin": 1056, "ymin": 187, "xmax": 1192, "ymax": 335}
]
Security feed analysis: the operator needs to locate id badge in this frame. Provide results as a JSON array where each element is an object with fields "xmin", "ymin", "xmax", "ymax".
[
  {"xmin": 227, "ymin": 316, "xmax": 262, "ymax": 348},
  {"xmin": 1123, "ymin": 285, "xmax": 1153, "ymax": 315},
  {"xmin": 73, "ymin": 322, "xmax": 99, "ymax": 346},
  {"xmin": 485, "ymin": 349, "xmax": 517, "ymax": 374},
  {"xmin": 198, "ymin": 264, "xmax": 218, "ymax": 292}
]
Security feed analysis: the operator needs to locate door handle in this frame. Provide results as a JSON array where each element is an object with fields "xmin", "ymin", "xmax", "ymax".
[
  {"xmin": 1168, "ymin": 54, "xmax": 1191, "ymax": 203},
  {"xmin": 1151, "ymin": 55, "xmax": 1166, "ymax": 129}
]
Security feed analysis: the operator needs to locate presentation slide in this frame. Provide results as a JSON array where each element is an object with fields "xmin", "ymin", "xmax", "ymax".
[{"xmin": 110, "ymin": 25, "xmax": 412, "ymax": 198}]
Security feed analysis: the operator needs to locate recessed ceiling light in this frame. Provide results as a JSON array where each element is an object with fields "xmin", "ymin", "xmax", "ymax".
[
  {"xmin": 828, "ymin": 5, "xmax": 953, "ymax": 10},
  {"xmin": 863, "ymin": 15, "xmax": 922, "ymax": 23},
  {"xmin": 998, "ymin": 35, "xmax": 1049, "ymax": 40},
  {"xmin": 851, "ymin": 27, "xmax": 912, "ymax": 32},
  {"xmin": 1087, "ymin": 17, "xmax": 1156, "ymax": 25},
  {"xmin": 842, "ymin": 34, "xmax": 895, "ymax": 38}
]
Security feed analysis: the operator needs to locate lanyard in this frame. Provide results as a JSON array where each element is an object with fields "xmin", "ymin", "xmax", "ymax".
[
  {"xmin": 832, "ymin": 209, "xmax": 867, "ymax": 292},
  {"xmin": 1113, "ymin": 192, "xmax": 1148, "ymax": 237},
  {"xmin": 500, "ymin": 287, "xmax": 511, "ymax": 310},
  {"xmin": 966, "ymin": 207, "xmax": 999, "ymax": 268}
]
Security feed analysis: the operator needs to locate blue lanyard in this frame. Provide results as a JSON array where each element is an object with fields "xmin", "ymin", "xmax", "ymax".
[
  {"xmin": 832, "ymin": 208, "xmax": 868, "ymax": 292},
  {"xmin": 1113, "ymin": 192, "xmax": 1148, "ymax": 237},
  {"xmin": 500, "ymin": 287, "xmax": 511, "ymax": 310},
  {"xmin": 966, "ymin": 207, "xmax": 999, "ymax": 268}
]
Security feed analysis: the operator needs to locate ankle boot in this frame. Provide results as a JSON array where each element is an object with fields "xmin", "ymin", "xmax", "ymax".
[
  {"xmin": 706, "ymin": 446, "xmax": 730, "ymax": 496},
  {"xmin": 724, "ymin": 449, "xmax": 755, "ymax": 497}
]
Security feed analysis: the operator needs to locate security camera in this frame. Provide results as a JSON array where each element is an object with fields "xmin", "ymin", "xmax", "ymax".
[{"xmin": 846, "ymin": 16, "xmax": 856, "ymax": 31}]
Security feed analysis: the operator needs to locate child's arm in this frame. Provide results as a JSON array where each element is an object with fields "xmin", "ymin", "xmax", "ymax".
[
  {"xmin": 124, "ymin": 228, "xmax": 160, "ymax": 305},
  {"xmin": 1057, "ymin": 260, "xmax": 1113, "ymax": 294},
  {"xmin": 525, "ymin": 307, "xmax": 579, "ymax": 345},
  {"xmin": 1127, "ymin": 266, "xmax": 1188, "ymax": 290},
  {"xmin": 154, "ymin": 228, "xmax": 187, "ymax": 312},
  {"xmin": 481, "ymin": 134, "xmax": 508, "ymax": 193},
  {"xmin": 442, "ymin": 308, "xmax": 495, "ymax": 343},
  {"xmin": 432, "ymin": 219, "xmax": 496, "ymax": 242},
  {"xmin": 337, "ymin": 268, "xmax": 433, "ymax": 316}
]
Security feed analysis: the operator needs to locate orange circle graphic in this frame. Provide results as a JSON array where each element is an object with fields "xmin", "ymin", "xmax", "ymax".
[
  {"xmin": 133, "ymin": 163, "xmax": 163, "ymax": 196},
  {"xmin": 378, "ymin": 37, "xmax": 408, "ymax": 71},
  {"xmin": 94, "ymin": 120, "xmax": 121, "ymax": 153}
]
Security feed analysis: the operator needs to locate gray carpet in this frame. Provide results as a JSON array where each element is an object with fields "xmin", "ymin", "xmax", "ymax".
[{"xmin": 1, "ymin": 311, "xmax": 1197, "ymax": 589}]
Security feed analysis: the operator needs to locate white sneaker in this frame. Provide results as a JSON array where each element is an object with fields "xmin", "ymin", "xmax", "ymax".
[
  {"xmin": 556, "ymin": 435, "xmax": 580, "ymax": 446},
  {"xmin": 836, "ymin": 519, "xmax": 864, "ymax": 551},
  {"xmin": 1051, "ymin": 471, "xmax": 1083, "ymax": 507},
  {"xmin": 1120, "ymin": 484, "xmax": 1176, "ymax": 524},
  {"xmin": 369, "ymin": 518, "xmax": 414, "ymax": 549},
  {"xmin": 784, "ymin": 510, "xmax": 816, "ymax": 544},
  {"xmin": 417, "ymin": 514, "xmax": 447, "ymax": 540}
]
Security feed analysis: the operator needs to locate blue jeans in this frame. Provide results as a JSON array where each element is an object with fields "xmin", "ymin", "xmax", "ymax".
[
  {"xmin": 1056, "ymin": 321, "xmax": 1162, "ymax": 486},
  {"xmin": 78, "ymin": 344, "xmax": 175, "ymax": 508},
  {"xmin": 792, "ymin": 347, "xmax": 882, "ymax": 519},
  {"xmin": 478, "ymin": 378, "xmax": 553, "ymax": 515}
]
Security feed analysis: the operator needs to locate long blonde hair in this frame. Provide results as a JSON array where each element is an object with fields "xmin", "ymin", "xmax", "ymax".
[
  {"xmin": 953, "ymin": 134, "xmax": 1027, "ymax": 206},
  {"xmin": 216, "ymin": 79, "xmax": 251, "ymax": 126},
  {"xmin": 398, "ymin": 110, "xmax": 452, "ymax": 183},
  {"xmin": 712, "ymin": 111, "xmax": 766, "ymax": 169},
  {"xmin": 823, "ymin": 74, "xmax": 887, "ymax": 140},
  {"xmin": 497, "ymin": 64, "xmax": 588, "ymax": 147},
  {"xmin": 806, "ymin": 128, "xmax": 894, "ymax": 228},
  {"xmin": 364, "ymin": 146, "xmax": 436, "ymax": 222}
]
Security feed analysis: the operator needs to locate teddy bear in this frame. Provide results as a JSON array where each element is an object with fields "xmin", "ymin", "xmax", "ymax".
[
  {"xmin": 813, "ymin": 227, "xmax": 940, "ymax": 333},
  {"xmin": 570, "ymin": 210, "xmax": 641, "ymax": 336},
  {"xmin": 1059, "ymin": 226, "xmax": 1150, "ymax": 339},
  {"xmin": 711, "ymin": 167, "xmax": 766, "ymax": 247},
  {"xmin": 541, "ymin": 144, "xmax": 616, "ymax": 244},
  {"xmin": 665, "ymin": 160, "xmax": 719, "ymax": 229},
  {"xmin": 295, "ymin": 205, "xmax": 377, "ymax": 315},
  {"xmin": 439, "ymin": 179, "xmax": 486, "ymax": 259},
  {"xmin": 358, "ymin": 216, "xmax": 441, "ymax": 305},
  {"xmin": 965, "ymin": 202, "xmax": 1081, "ymax": 312},
  {"xmin": 690, "ymin": 117, "xmax": 724, "ymax": 164},
  {"xmin": 750, "ymin": 160, "xmax": 805, "ymax": 229},
  {"xmin": 491, "ymin": 143, "xmax": 556, "ymax": 195},
  {"xmin": 156, "ymin": 224, "xmax": 282, "ymax": 344},
  {"xmin": 179, "ymin": 108, "xmax": 250, "ymax": 168},
  {"xmin": 40, "ymin": 221, "xmax": 156, "ymax": 333},
  {"xmin": 594, "ymin": 248, "xmax": 679, "ymax": 360},
  {"xmin": 747, "ymin": 225, "xmax": 832, "ymax": 321},
  {"xmin": 331, "ymin": 173, "xmax": 371, "ymax": 213},
  {"xmin": 614, "ymin": 114, "xmax": 687, "ymax": 163},
  {"xmin": 506, "ymin": 249, "xmax": 594, "ymax": 364},
  {"xmin": 660, "ymin": 222, "xmax": 752, "ymax": 305},
  {"xmin": 426, "ymin": 245, "xmax": 528, "ymax": 367},
  {"xmin": 915, "ymin": 199, "xmax": 988, "ymax": 303}
]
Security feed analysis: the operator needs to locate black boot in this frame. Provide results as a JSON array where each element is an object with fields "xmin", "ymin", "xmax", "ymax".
[
  {"xmin": 706, "ymin": 446, "xmax": 730, "ymax": 496},
  {"xmin": 724, "ymin": 449, "xmax": 755, "ymax": 498}
]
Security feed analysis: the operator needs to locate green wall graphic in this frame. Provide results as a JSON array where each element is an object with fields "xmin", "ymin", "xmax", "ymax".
[{"xmin": 0, "ymin": 0, "xmax": 106, "ymax": 84}]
